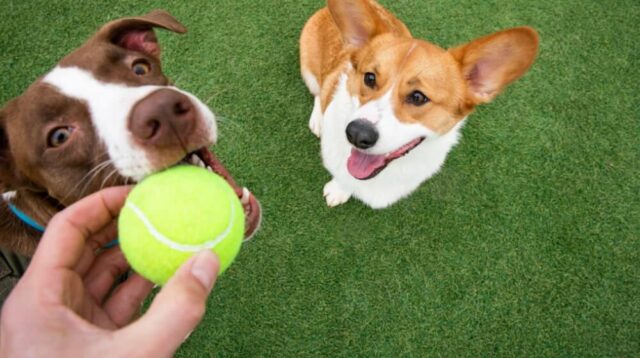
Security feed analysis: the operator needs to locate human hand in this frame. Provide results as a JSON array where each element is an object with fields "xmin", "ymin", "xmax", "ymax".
[{"xmin": 0, "ymin": 186, "xmax": 219, "ymax": 357}]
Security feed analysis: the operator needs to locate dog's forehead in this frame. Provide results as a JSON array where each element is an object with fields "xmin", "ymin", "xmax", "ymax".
[
  {"xmin": 401, "ymin": 44, "xmax": 463, "ymax": 100},
  {"xmin": 56, "ymin": 41, "xmax": 168, "ymax": 87},
  {"xmin": 2, "ymin": 14, "xmax": 175, "ymax": 122},
  {"xmin": 358, "ymin": 36, "xmax": 412, "ymax": 67},
  {"xmin": 364, "ymin": 39, "xmax": 449, "ymax": 74},
  {"xmin": 374, "ymin": 42, "xmax": 463, "ymax": 102},
  {"xmin": 50, "ymin": 10, "xmax": 186, "ymax": 87},
  {"xmin": 7, "ymin": 81, "xmax": 79, "ymax": 124}
]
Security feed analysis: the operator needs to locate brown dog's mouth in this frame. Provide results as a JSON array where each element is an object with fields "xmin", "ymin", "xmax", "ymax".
[{"xmin": 179, "ymin": 148, "xmax": 262, "ymax": 241}]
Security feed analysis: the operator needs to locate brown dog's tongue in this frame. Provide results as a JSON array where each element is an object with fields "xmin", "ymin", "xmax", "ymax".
[
  {"xmin": 198, "ymin": 148, "xmax": 239, "ymax": 190},
  {"xmin": 197, "ymin": 149, "xmax": 261, "ymax": 240}
]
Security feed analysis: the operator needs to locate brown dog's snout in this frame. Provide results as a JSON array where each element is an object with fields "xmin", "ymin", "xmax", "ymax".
[{"xmin": 129, "ymin": 89, "xmax": 196, "ymax": 147}]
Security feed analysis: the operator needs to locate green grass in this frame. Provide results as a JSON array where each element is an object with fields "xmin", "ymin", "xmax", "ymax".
[{"xmin": 1, "ymin": 0, "xmax": 638, "ymax": 356}]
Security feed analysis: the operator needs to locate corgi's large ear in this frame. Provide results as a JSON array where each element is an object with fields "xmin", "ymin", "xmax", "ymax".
[
  {"xmin": 93, "ymin": 9, "xmax": 187, "ymax": 58},
  {"xmin": 327, "ymin": 0, "xmax": 389, "ymax": 47},
  {"xmin": 450, "ymin": 27, "xmax": 539, "ymax": 105}
]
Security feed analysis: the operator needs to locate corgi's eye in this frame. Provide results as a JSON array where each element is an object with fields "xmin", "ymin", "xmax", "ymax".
[
  {"xmin": 406, "ymin": 91, "xmax": 430, "ymax": 106},
  {"xmin": 364, "ymin": 72, "xmax": 377, "ymax": 88},
  {"xmin": 48, "ymin": 127, "xmax": 74, "ymax": 148},
  {"xmin": 132, "ymin": 60, "xmax": 151, "ymax": 76}
]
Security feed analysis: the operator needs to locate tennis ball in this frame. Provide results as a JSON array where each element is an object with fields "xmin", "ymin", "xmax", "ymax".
[{"xmin": 118, "ymin": 165, "xmax": 245, "ymax": 285}]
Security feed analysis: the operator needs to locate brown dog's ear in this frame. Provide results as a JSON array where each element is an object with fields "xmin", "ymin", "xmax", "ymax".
[
  {"xmin": 327, "ymin": 0, "xmax": 390, "ymax": 47},
  {"xmin": 95, "ymin": 9, "xmax": 187, "ymax": 58},
  {"xmin": 450, "ymin": 27, "xmax": 539, "ymax": 106},
  {"xmin": 0, "ymin": 109, "xmax": 14, "ymax": 192},
  {"xmin": 0, "ymin": 105, "xmax": 26, "ymax": 193}
]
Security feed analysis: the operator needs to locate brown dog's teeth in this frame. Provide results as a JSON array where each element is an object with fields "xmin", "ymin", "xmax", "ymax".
[
  {"xmin": 240, "ymin": 187, "xmax": 251, "ymax": 205},
  {"xmin": 189, "ymin": 154, "xmax": 206, "ymax": 168}
]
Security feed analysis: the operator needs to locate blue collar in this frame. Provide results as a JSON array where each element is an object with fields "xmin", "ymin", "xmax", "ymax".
[
  {"xmin": 8, "ymin": 203, "xmax": 46, "ymax": 232},
  {"xmin": 8, "ymin": 202, "xmax": 119, "ymax": 248}
]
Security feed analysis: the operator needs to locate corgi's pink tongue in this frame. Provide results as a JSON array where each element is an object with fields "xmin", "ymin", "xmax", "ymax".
[{"xmin": 347, "ymin": 149, "xmax": 386, "ymax": 180}]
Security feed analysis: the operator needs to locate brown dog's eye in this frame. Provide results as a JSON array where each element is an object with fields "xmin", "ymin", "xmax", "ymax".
[
  {"xmin": 406, "ymin": 91, "xmax": 430, "ymax": 106},
  {"xmin": 48, "ymin": 127, "xmax": 74, "ymax": 148},
  {"xmin": 132, "ymin": 60, "xmax": 151, "ymax": 76},
  {"xmin": 364, "ymin": 72, "xmax": 376, "ymax": 88}
]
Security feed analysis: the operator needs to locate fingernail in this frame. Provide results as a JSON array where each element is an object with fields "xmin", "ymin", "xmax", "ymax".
[
  {"xmin": 190, "ymin": 250, "xmax": 219, "ymax": 291},
  {"xmin": 183, "ymin": 329, "xmax": 194, "ymax": 342}
]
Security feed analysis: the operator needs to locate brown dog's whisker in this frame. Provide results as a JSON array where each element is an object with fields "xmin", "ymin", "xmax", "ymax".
[
  {"xmin": 61, "ymin": 160, "xmax": 114, "ymax": 203},
  {"xmin": 100, "ymin": 169, "xmax": 120, "ymax": 191}
]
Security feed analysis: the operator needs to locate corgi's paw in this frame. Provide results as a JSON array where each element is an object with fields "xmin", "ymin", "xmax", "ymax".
[
  {"xmin": 309, "ymin": 96, "xmax": 322, "ymax": 138},
  {"xmin": 323, "ymin": 179, "xmax": 351, "ymax": 207}
]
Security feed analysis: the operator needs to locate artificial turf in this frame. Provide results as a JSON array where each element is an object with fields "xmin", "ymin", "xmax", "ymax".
[{"xmin": 1, "ymin": 0, "xmax": 638, "ymax": 356}]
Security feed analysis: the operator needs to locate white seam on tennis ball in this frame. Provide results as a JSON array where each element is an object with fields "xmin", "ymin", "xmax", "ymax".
[{"xmin": 125, "ymin": 190, "xmax": 236, "ymax": 252}]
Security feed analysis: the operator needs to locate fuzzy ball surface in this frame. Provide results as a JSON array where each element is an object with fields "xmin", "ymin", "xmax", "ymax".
[{"xmin": 118, "ymin": 165, "xmax": 245, "ymax": 285}]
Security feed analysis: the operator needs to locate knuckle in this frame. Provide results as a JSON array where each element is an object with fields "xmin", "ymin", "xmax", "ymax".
[{"xmin": 47, "ymin": 214, "xmax": 64, "ymax": 228}]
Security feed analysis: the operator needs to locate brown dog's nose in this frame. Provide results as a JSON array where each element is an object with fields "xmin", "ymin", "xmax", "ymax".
[{"xmin": 129, "ymin": 89, "xmax": 196, "ymax": 147}]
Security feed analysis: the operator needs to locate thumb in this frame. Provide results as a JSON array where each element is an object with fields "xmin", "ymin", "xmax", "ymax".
[{"xmin": 118, "ymin": 250, "xmax": 219, "ymax": 356}]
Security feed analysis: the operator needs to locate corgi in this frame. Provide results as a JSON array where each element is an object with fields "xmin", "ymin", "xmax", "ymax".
[{"xmin": 300, "ymin": 0, "xmax": 539, "ymax": 208}]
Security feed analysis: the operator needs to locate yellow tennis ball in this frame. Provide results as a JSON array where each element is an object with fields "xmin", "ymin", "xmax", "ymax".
[{"xmin": 118, "ymin": 165, "xmax": 244, "ymax": 285}]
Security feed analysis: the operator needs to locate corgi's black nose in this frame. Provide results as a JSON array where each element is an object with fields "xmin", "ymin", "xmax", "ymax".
[{"xmin": 346, "ymin": 119, "xmax": 379, "ymax": 149}]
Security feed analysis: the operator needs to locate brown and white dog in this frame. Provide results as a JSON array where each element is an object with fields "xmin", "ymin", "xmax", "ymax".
[
  {"xmin": 0, "ymin": 10, "xmax": 261, "ymax": 256},
  {"xmin": 300, "ymin": 0, "xmax": 539, "ymax": 208}
]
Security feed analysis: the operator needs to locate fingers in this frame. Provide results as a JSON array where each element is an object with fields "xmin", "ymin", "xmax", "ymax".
[
  {"xmin": 31, "ymin": 186, "xmax": 131, "ymax": 272},
  {"xmin": 83, "ymin": 247, "xmax": 130, "ymax": 304},
  {"xmin": 103, "ymin": 273, "xmax": 154, "ymax": 327},
  {"xmin": 117, "ymin": 251, "xmax": 219, "ymax": 356},
  {"xmin": 74, "ymin": 221, "xmax": 119, "ymax": 276}
]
